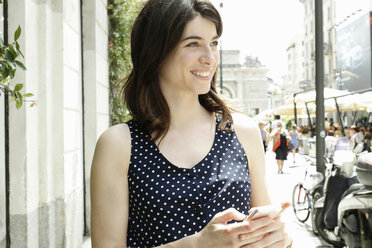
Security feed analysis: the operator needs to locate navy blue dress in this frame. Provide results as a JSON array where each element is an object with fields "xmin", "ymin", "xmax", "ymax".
[{"xmin": 126, "ymin": 116, "xmax": 252, "ymax": 247}]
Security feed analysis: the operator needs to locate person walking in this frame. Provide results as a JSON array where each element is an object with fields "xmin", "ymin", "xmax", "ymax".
[
  {"xmin": 271, "ymin": 114, "xmax": 281, "ymax": 130},
  {"xmin": 289, "ymin": 124, "xmax": 299, "ymax": 163},
  {"xmin": 271, "ymin": 121, "xmax": 290, "ymax": 174},
  {"xmin": 90, "ymin": 0, "xmax": 292, "ymax": 247},
  {"xmin": 259, "ymin": 121, "xmax": 268, "ymax": 153}
]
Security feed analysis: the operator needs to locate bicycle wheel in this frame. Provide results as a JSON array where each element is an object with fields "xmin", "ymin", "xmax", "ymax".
[{"xmin": 292, "ymin": 183, "xmax": 311, "ymax": 222}]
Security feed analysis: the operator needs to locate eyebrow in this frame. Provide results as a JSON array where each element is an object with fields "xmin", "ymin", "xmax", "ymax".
[{"xmin": 181, "ymin": 35, "xmax": 220, "ymax": 42}]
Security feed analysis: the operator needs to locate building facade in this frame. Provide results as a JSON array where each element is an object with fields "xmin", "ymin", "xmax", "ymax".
[
  {"xmin": 216, "ymin": 50, "xmax": 269, "ymax": 116},
  {"xmin": 282, "ymin": 34, "xmax": 306, "ymax": 95},
  {"xmin": 294, "ymin": 0, "xmax": 372, "ymax": 92},
  {"xmin": 1, "ymin": 0, "xmax": 109, "ymax": 247},
  {"xmin": 292, "ymin": 0, "xmax": 337, "ymax": 91}
]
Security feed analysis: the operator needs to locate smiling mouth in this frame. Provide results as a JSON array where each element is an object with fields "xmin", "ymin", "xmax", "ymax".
[{"xmin": 191, "ymin": 71, "xmax": 211, "ymax": 78}]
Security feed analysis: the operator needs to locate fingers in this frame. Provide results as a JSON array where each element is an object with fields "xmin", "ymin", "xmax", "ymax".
[
  {"xmin": 281, "ymin": 202, "xmax": 291, "ymax": 209},
  {"xmin": 240, "ymin": 223, "xmax": 291, "ymax": 248},
  {"xmin": 239, "ymin": 234, "xmax": 265, "ymax": 244},
  {"xmin": 233, "ymin": 217, "xmax": 272, "ymax": 236},
  {"xmin": 239, "ymin": 217, "xmax": 283, "ymax": 241},
  {"xmin": 272, "ymin": 202, "xmax": 291, "ymax": 219},
  {"xmin": 213, "ymin": 208, "xmax": 246, "ymax": 224}
]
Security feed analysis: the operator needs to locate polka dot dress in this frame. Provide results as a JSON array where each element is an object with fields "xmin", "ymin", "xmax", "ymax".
[{"xmin": 126, "ymin": 116, "xmax": 251, "ymax": 247}]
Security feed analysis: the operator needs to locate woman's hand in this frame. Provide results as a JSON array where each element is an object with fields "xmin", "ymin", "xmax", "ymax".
[
  {"xmin": 238, "ymin": 216, "xmax": 292, "ymax": 248},
  {"xmin": 195, "ymin": 208, "xmax": 273, "ymax": 248}
]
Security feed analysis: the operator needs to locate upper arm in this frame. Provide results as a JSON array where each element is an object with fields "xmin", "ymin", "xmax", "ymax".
[
  {"xmin": 90, "ymin": 124, "xmax": 131, "ymax": 247},
  {"xmin": 232, "ymin": 113, "xmax": 271, "ymax": 207}
]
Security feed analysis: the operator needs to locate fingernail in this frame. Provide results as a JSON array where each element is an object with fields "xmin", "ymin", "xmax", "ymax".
[{"xmin": 240, "ymin": 235, "xmax": 247, "ymax": 240}]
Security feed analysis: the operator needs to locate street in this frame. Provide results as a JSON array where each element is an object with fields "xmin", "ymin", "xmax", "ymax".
[{"xmin": 264, "ymin": 150, "xmax": 333, "ymax": 248}]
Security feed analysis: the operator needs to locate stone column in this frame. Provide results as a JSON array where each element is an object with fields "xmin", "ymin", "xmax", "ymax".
[
  {"xmin": 7, "ymin": 0, "xmax": 85, "ymax": 247},
  {"xmin": 6, "ymin": 0, "xmax": 109, "ymax": 246},
  {"xmin": 0, "ymin": 3, "xmax": 6, "ymax": 247},
  {"xmin": 82, "ymin": 0, "xmax": 110, "ymax": 236}
]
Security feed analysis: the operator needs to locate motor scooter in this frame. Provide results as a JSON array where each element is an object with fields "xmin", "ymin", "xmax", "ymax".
[{"xmin": 313, "ymin": 151, "xmax": 372, "ymax": 248}]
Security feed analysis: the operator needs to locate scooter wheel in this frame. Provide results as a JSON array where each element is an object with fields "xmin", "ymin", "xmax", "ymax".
[
  {"xmin": 314, "ymin": 207, "xmax": 344, "ymax": 247},
  {"xmin": 311, "ymin": 190, "xmax": 323, "ymax": 235}
]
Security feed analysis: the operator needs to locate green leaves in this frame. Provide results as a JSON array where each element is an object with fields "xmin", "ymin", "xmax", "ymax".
[
  {"xmin": 15, "ymin": 60, "xmax": 26, "ymax": 70},
  {"xmin": 0, "ymin": 24, "xmax": 34, "ymax": 109},
  {"xmin": 5, "ymin": 48, "xmax": 15, "ymax": 61},
  {"xmin": 23, "ymin": 93, "xmax": 34, "ymax": 97},
  {"xmin": 1, "ymin": 64, "xmax": 9, "ymax": 79},
  {"xmin": 14, "ymin": 26, "xmax": 21, "ymax": 41},
  {"xmin": 4, "ymin": 82, "xmax": 34, "ymax": 109},
  {"xmin": 14, "ymin": 83, "xmax": 23, "ymax": 91},
  {"xmin": 109, "ymin": 0, "xmax": 142, "ymax": 124}
]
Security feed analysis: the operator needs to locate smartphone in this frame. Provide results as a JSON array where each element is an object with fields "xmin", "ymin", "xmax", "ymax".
[{"xmin": 245, "ymin": 202, "xmax": 290, "ymax": 221}]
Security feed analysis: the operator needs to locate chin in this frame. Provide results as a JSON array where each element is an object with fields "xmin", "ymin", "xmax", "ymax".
[{"xmin": 195, "ymin": 83, "xmax": 212, "ymax": 95}]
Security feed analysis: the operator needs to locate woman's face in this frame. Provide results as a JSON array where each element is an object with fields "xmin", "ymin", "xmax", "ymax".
[{"xmin": 158, "ymin": 15, "xmax": 219, "ymax": 97}]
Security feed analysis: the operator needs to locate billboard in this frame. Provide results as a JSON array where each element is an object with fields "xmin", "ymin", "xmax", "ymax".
[{"xmin": 336, "ymin": 12, "xmax": 372, "ymax": 91}]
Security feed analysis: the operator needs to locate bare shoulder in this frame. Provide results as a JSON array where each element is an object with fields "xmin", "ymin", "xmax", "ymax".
[
  {"xmin": 231, "ymin": 112, "xmax": 260, "ymax": 138},
  {"xmin": 231, "ymin": 114, "xmax": 270, "ymax": 206},
  {"xmin": 93, "ymin": 123, "xmax": 131, "ymax": 172},
  {"xmin": 98, "ymin": 123, "xmax": 131, "ymax": 146},
  {"xmin": 90, "ymin": 123, "xmax": 131, "ymax": 247}
]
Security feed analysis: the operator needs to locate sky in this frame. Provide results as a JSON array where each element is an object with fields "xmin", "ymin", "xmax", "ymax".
[{"xmin": 210, "ymin": 0, "xmax": 304, "ymax": 85}]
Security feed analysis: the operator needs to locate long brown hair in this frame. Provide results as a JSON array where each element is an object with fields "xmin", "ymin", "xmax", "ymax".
[{"xmin": 124, "ymin": 0, "xmax": 232, "ymax": 141}]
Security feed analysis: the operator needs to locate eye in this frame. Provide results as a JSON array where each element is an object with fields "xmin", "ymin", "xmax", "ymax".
[
  {"xmin": 186, "ymin": 42, "xmax": 199, "ymax": 47},
  {"xmin": 211, "ymin": 40, "xmax": 219, "ymax": 47}
]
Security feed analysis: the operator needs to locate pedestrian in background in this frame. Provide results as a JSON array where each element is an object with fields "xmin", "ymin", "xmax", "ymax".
[
  {"xmin": 271, "ymin": 121, "xmax": 290, "ymax": 174},
  {"xmin": 271, "ymin": 114, "xmax": 281, "ymax": 130},
  {"xmin": 365, "ymin": 126, "xmax": 372, "ymax": 152},
  {"xmin": 324, "ymin": 117, "xmax": 331, "ymax": 133},
  {"xmin": 325, "ymin": 129, "xmax": 337, "ymax": 156},
  {"xmin": 90, "ymin": 0, "xmax": 292, "ymax": 247},
  {"xmin": 289, "ymin": 124, "xmax": 299, "ymax": 163},
  {"xmin": 348, "ymin": 126, "xmax": 365, "ymax": 153},
  {"xmin": 259, "ymin": 120, "xmax": 268, "ymax": 153}
]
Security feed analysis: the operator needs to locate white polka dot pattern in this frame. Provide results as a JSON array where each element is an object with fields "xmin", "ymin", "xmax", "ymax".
[{"xmin": 126, "ymin": 117, "xmax": 251, "ymax": 247}]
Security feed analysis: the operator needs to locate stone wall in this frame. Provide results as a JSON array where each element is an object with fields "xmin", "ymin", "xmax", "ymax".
[{"xmin": 1, "ymin": 0, "xmax": 110, "ymax": 247}]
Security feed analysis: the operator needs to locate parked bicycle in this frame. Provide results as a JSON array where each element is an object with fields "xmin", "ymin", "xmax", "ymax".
[{"xmin": 292, "ymin": 156, "xmax": 324, "ymax": 230}]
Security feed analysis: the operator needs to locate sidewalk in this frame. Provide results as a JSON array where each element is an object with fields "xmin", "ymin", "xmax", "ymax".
[{"xmin": 264, "ymin": 151, "xmax": 333, "ymax": 248}]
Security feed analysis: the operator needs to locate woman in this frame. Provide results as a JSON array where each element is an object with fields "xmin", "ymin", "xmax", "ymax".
[
  {"xmin": 90, "ymin": 0, "xmax": 292, "ymax": 247},
  {"xmin": 289, "ymin": 124, "xmax": 299, "ymax": 163},
  {"xmin": 259, "ymin": 121, "xmax": 268, "ymax": 153},
  {"xmin": 271, "ymin": 121, "xmax": 290, "ymax": 174},
  {"xmin": 348, "ymin": 126, "xmax": 365, "ymax": 154}
]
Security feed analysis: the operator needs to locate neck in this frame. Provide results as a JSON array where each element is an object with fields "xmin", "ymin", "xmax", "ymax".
[{"xmin": 163, "ymin": 92, "xmax": 213, "ymax": 130}]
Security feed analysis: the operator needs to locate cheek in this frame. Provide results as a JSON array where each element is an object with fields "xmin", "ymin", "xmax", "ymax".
[
  {"xmin": 214, "ymin": 50, "xmax": 219, "ymax": 60},
  {"xmin": 213, "ymin": 51, "xmax": 219, "ymax": 67},
  {"xmin": 181, "ymin": 51, "xmax": 199, "ymax": 63}
]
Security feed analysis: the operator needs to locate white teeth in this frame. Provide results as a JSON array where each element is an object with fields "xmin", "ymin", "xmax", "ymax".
[{"xmin": 192, "ymin": 71, "xmax": 210, "ymax": 77}]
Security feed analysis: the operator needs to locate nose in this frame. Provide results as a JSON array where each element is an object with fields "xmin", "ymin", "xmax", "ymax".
[{"xmin": 199, "ymin": 46, "xmax": 217, "ymax": 66}]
